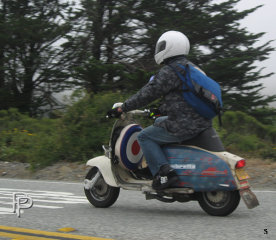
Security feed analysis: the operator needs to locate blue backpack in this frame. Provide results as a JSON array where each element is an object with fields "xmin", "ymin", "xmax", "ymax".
[{"xmin": 169, "ymin": 63, "xmax": 223, "ymax": 122}]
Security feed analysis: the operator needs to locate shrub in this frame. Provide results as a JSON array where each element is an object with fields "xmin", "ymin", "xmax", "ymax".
[
  {"xmin": 57, "ymin": 92, "xmax": 127, "ymax": 161},
  {"xmin": 261, "ymin": 148, "xmax": 276, "ymax": 161},
  {"xmin": 1, "ymin": 98, "xmax": 275, "ymax": 168},
  {"xmin": 223, "ymin": 133, "xmax": 265, "ymax": 152},
  {"xmin": 214, "ymin": 111, "xmax": 276, "ymax": 161},
  {"xmin": 0, "ymin": 92, "xmax": 129, "ymax": 167},
  {"xmin": 0, "ymin": 108, "xmax": 60, "ymax": 169},
  {"xmin": 220, "ymin": 111, "xmax": 275, "ymax": 142}
]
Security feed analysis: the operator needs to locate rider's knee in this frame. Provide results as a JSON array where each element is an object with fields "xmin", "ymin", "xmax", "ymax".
[{"xmin": 137, "ymin": 130, "xmax": 147, "ymax": 143}]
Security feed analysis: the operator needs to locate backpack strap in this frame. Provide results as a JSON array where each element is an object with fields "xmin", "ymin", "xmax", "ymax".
[
  {"xmin": 218, "ymin": 109, "xmax": 223, "ymax": 127},
  {"xmin": 168, "ymin": 64, "xmax": 191, "ymax": 92}
]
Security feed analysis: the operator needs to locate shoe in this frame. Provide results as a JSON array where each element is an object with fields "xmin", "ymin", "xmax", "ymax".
[
  {"xmin": 131, "ymin": 167, "xmax": 153, "ymax": 180},
  {"xmin": 152, "ymin": 164, "xmax": 179, "ymax": 190}
]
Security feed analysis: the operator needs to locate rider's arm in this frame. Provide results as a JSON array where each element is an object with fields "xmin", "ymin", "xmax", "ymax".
[{"xmin": 121, "ymin": 66, "xmax": 178, "ymax": 112}]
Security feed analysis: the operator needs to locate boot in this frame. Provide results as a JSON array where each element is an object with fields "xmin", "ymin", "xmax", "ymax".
[{"xmin": 152, "ymin": 164, "xmax": 179, "ymax": 190}]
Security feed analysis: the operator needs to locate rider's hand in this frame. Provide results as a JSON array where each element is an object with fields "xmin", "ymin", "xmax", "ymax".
[
  {"xmin": 106, "ymin": 107, "xmax": 123, "ymax": 118},
  {"xmin": 149, "ymin": 108, "xmax": 161, "ymax": 119}
]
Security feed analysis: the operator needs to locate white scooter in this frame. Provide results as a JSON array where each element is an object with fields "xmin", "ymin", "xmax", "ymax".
[{"xmin": 84, "ymin": 108, "xmax": 259, "ymax": 216}]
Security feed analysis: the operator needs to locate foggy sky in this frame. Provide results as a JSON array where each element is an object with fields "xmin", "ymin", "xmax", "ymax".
[{"xmin": 237, "ymin": 0, "xmax": 276, "ymax": 106}]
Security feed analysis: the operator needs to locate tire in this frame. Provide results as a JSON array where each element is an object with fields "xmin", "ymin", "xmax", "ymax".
[
  {"xmin": 197, "ymin": 190, "xmax": 240, "ymax": 216},
  {"xmin": 84, "ymin": 167, "xmax": 120, "ymax": 208}
]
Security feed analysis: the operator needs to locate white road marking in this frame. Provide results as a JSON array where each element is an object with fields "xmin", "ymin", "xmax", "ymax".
[
  {"xmin": 0, "ymin": 207, "xmax": 13, "ymax": 213},
  {"xmin": 28, "ymin": 199, "xmax": 87, "ymax": 204},
  {"xmin": 0, "ymin": 188, "xmax": 80, "ymax": 195},
  {"xmin": 0, "ymin": 187, "xmax": 88, "ymax": 215},
  {"xmin": 0, "ymin": 178, "xmax": 83, "ymax": 185},
  {"xmin": 0, "ymin": 201, "xmax": 62, "ymax": 209},
  {"xmin": 32, "ymin": 204, "xmax": 63, "ymax": 209},
  {"xmin": 0, "ymin": 178, "xmax": 274, "ymax": 216},
  {"xmin": 253, "ymin": 190, "xmax": 276, "ymax": 193}
]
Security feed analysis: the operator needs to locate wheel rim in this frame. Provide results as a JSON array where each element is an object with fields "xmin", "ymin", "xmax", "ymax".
[
  {"xmin": 87, "ymin": 171, "xmax": 111, "ymax": 201},
  {"xmin": 202, "ymin": 191, "xmax": 231, "ymax": 209}
]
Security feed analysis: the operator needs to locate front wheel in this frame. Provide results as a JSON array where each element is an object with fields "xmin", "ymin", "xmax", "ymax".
[
  {"xmin": 84, "ymin": 167, "xmax": 120, "ymax": 208},
  {"xmin": 197, "ymin": 190, "xmax": 240, "ymax": 216}
]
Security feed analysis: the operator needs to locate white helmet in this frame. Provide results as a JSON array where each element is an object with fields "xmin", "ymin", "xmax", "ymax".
[{"xmin": 154, "ymin": 31, "xmax": 190, "ymax": 65}]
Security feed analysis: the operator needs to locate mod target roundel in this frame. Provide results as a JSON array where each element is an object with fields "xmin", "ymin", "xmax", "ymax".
[{"xmin": 115, "ymin": 124, "xmax": 143, "ymax": 170}]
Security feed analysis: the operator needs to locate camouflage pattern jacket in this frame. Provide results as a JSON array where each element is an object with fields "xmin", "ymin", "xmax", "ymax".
[{"xmin": 121, "ymin": 56, "xmax": 212, "ymax": 138}]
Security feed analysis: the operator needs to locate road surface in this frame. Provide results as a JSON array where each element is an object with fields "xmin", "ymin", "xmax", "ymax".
[{"xmin": 0, "ymin": 178, "xmax": 275, "ymax": 240}]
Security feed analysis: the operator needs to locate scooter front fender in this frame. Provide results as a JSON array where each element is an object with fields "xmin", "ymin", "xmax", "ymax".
[{"xmin": 86, "ymin": 156, "xmax": 119, "ymax": 187}]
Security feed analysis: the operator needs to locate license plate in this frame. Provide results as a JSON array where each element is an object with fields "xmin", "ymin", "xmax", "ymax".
[{"xmin": 235, "ymin": 168, "xmax": 250, "ymax": 180}]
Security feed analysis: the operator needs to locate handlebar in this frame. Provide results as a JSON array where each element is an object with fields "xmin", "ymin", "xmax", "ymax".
[
  {"xmin": 106, "ymin": 109, "xmax": 161, "ymax": 119},
  {"xmin": 128, "ymin": 109, "xmax": 150, "ymax": 115}
]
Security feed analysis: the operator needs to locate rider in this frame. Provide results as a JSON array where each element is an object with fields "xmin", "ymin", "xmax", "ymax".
[{"xmin": 112, "ymin": 30, "xmax": 212, "ymax": 190}]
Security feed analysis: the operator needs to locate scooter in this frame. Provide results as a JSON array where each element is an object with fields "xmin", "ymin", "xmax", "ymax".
[{"xmin": 84, "ymin": 108, "xmax": 259, "ymax": 216}]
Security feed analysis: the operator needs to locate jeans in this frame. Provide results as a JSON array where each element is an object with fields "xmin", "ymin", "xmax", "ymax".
[{"xmin": 137, "ymin": 117, "xmax": 194, "ymax": 176}]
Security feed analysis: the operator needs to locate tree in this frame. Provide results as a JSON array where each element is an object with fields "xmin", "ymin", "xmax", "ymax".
[
  {"xmin": 0, "ymin": 1, "xmax": 9, "ymax": 103},
  {"xmin": 200, "ymin": 1, "xmax": 275, "ymax": 114},
  {"xmin": 130, "ymin": 0, "xmax": 275, "ymax": 114},
  {"xmin": 65, "ymin": 0, "xmax": 275, "ymax": 115},
  {"xmin": 63, "ymin": 0, "xmax": 152, "ymax": 93},
  {"xmin": 0, "ymin": 0, "xmax": 72, "ymax": 115}
]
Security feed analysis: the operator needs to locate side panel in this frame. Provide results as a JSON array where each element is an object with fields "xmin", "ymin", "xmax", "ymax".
[
  {"xmin": 86, "ymin": 156, "xmax": 119, "ymax": 187},
  {"xmin": 164, "ymin": 146, "xmax": 237, "ymax": 191}
]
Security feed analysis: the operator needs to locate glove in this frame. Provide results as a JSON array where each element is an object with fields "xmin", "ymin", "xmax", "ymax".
[
  {"xmin": 106, "ymin": 107, "xmax": 123, "ymax": 118},
  {"xmin": 149, "ymin": 108, "xmax": 161, "ymax": 119}
]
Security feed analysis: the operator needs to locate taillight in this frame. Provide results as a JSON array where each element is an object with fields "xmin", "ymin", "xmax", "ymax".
[{"xmin": 236, "ymin": 159, "xmax": 246, "ymax": 169}]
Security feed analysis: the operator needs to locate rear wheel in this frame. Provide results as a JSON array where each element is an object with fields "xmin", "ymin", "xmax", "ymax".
[
  {"xmin": 84, "ymin": 167, "xmax": 120, "ymax": 208},
  {"xmin": 197, "ymin": 190, "xmax": 240, "ymax": 216}
]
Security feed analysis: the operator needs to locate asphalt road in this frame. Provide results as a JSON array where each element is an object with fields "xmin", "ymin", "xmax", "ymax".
[{"xmin": 0, "ymin": 178, "xmax": 275, "ymax": 240}]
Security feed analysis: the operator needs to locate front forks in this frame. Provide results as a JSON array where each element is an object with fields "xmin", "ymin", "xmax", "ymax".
[{"xmin": 84, "ymin": 171, "xmax": 102, "ymax": 190}]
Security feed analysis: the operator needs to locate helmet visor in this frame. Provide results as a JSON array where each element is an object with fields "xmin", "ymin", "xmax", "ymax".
[{"xmin": 155, "ymin": 40, "xmax": 166, "ymax": 55}]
